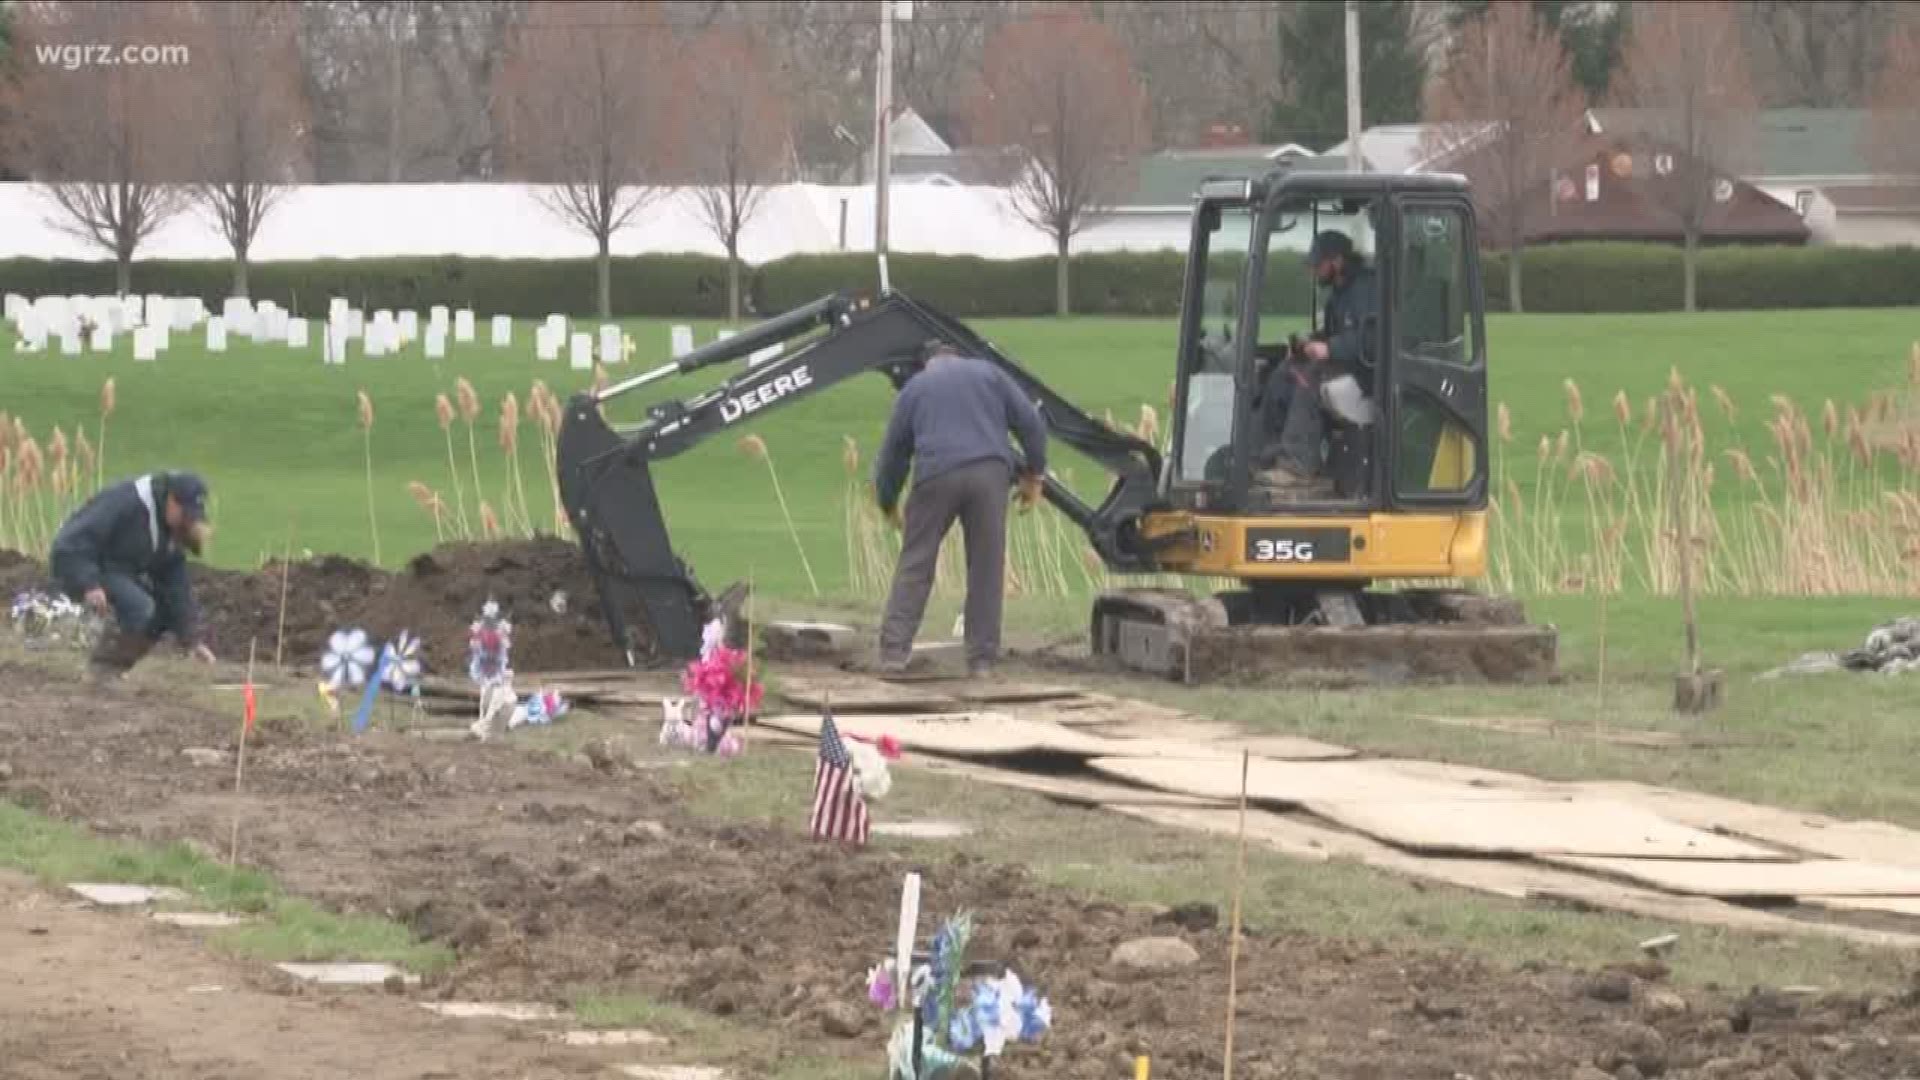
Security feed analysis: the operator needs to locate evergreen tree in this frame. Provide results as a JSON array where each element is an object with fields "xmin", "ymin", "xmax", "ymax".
[{"xmin": 1266, "ymin": 1, "xmax": 1425, "ymax": 149}]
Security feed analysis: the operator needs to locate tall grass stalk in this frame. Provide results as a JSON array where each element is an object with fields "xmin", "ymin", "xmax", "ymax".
[
  {"xmin": 738, "ymin": 434, "xmax": 819, "ymax": 597},
  {"xmin": 357, "ymin": 390, "xmax": 382, "ymax": 565},
  {"xmin": 435, "ymin": 393, "xmax": 472, "ymax": 538}
]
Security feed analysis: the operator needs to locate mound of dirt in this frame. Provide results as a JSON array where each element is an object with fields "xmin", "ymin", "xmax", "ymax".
[{"xmin": 0, "ymin": 538, "xmax": 641, "ymax": 676}]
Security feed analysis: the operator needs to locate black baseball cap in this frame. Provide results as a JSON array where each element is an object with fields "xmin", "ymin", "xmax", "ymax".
[
  {"xmin": 1306, "ymin": 230, "xmax": 1355, "ymax": 265},
  {"xmin": 167, "ymin": 471, "xmax": 209, "ymax": 522}
]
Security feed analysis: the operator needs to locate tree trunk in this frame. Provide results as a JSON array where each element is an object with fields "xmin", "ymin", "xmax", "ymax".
[
  {"xmin": 1055, "ymin": 232, "xmax": 1071, "ymax": 317},
  {"xmin": 726, "ymin": 241, "xmax": 741, "ymax": 322},
  {"xmin": 596, "ymin": 231, "xmax": 612, "ymax": 321},
  {"xmin": 1682, "ymin": 228, "xmax": 1698, "ymax": 313},
  {"xmin": 1507, "ymin": 237, "xmax": 1524, "ymax": 314},
  {"xmin": 232, "ymin": 251, "xmax": 251, "ymax": 300},
  {"xmin": 115, "ymin": 251, "xmax": 132, "ymax": 299}
]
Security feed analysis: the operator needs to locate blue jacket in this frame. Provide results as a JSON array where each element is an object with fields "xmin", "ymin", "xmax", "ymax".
[
  {"xmin": 874, "ymin": 355, "xmax": 1048, "ymax": 512},
  {"xmin": 49, "ymin": 473, "xmax": 199, "ymax": 641},
  {"xmin": 1321, "ymin": 265, "xmax": 1380, "ymax": 378}
]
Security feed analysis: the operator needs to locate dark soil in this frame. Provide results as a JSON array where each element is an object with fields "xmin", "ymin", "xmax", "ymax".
[
  {"xmin": 1, "ymin": 650, "xmax": 1918, "ymax": 1078},
  {"xmin": 0, "ymin": 539, "xmax": 636, "ymax": 676}
]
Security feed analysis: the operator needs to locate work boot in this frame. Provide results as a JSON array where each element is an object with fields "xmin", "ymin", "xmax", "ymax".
[{"xmin": 86, "ymin": 627, "xmax": 156, "ymax": 687}]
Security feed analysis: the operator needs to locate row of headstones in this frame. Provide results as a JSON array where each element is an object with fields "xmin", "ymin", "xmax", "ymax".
[{"xmin": 8, "ymin": 292, "xmax": 786, "ymax": 371}]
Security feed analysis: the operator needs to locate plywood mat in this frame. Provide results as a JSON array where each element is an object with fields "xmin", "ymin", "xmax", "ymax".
[
  {"xmin": 1545, "ymin": 856, "xmax": 1920, "ymax": 898},
  {"xmin": 1310, "ymin": 798, "xmax": 1786, "ymax": 861},
  {"xmin": 1114, "ymin": 806, "xmax": 1920, "ymax": 950},
  {"xmin": 775, "ymin": 675, "xmax": 1084, "ymax": 714},
  {"xmin": 1564, "ymin": 781, "xmax": 1920, "ymax": 869},
  {"xmin": 1088, "ymin": 755, "xmax": 1572, "ymax": 806},
  {"xmin": 1411, "ymin": 713, "xmax": 1735, "ymax": 749},
  {"xmin": 758, "ymin": 712, "xmax": 1245, "ymax": 761},
  {"xmin": 1802, "ymin": 895, "xmax": 1920, "ymax": 918}
]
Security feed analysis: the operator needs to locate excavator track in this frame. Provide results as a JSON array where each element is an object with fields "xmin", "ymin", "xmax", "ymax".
[{"xmin": 1090, "ymin": 586, "xmax": 1559, "ymax": 687}]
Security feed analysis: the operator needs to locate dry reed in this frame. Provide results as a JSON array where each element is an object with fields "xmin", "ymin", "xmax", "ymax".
[
  {"xmin": 357, "ymin": 389, "xmax": 382, "ymax": 565},
  {"xmin": 739, "ymin": 434, "xmax": 820, "ymax": 596}
]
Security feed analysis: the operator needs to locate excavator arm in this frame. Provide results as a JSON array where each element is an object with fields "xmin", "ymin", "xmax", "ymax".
[{"xmin": 556, "ymin": 289, "xmax": 1167, "ymax": 665}]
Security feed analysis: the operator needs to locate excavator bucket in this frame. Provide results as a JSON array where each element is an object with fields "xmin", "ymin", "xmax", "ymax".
[{"xmin": 555, "ymin": 392, "xmax": 712, "ymax": 665}]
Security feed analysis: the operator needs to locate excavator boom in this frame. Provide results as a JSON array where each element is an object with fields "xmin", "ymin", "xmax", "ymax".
[{"xmin": 556, "ymin": 289, "xmax": 1165, "ymax": 664}]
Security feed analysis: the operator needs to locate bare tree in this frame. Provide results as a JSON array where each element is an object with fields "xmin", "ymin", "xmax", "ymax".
[
  {"xmin": 968, "ymin": 6, "xmax": 1147, "ymax": 316},
  {"xmin": 1424, "ymin": 2, "xmax": 1589, "ymax": 313},
  {"xmin": 496, "ymin": 0, "xmax": 683, "ymax": 319},
  {"xmin": 1866, "ymin": 23, "xmax": 1920, "ymax": 177},
  {"xmin": 181, "ymin": 1, "xmax": 308, "ymax": 298},
  {"xmin": 1087, "ymin": 1, "xmax": 1288, "ymax": 147},
  {"xmin": 1614, "ymin": 0, "xmax": 1759, "ymax": 313},
  {"xmin": 6, "ymin": 1, "xmax": 190, "ymax": 296},
  {"xmin": 686, "ymin": 26, "xmax": 790, "ymax": 321}
]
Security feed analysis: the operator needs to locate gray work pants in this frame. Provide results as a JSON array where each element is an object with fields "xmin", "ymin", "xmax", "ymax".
[
  {"xmin": 1263, "ymin": 358, "xmax": 1327, "ymax": 475},
  {"xmin": 879, "ymin": 457, "xmax": 1011, "ymax": 667}
]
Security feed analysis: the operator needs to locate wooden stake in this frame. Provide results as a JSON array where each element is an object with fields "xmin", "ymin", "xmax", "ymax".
[
  {"xmin": 229, "ymin": 639, "xmax": 257, "ymax": 869},
  {"xmin": 1223, "ymin": 748, "xmax": 1249, "ymax": 1080},
  {"xmin": 742, "ymin": 570, "xmax": 756, "ymax": 724},
  {"xmin": 273, "ymin": 518, "xmax": 294, "ymax": 669}
]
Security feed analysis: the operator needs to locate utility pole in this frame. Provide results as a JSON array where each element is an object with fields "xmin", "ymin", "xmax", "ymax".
[
  {"xmin": 873, "ymin": 0, "xmax": 906, "ymax": 293},
  {"xmin": 1345, "ymin": 0, "xmax": 1362, "ymax": 173},
  {"xmin": 388, "ymin": 0, "xmax": 410, "ymax": 183}
]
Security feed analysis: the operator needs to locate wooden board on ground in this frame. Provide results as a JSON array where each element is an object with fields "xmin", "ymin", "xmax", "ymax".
[
  {"xmin": 1088, "ymin": 755, "xmax": 1572, "ymax": 806},
  {"xmin": 1802, "ymin": 895, "xmax": 1920, "ymax": 918},
  {"xmin": 758, "ymin": 712, "xmax": 1242, "ymax": 762},
  {"xmin": 773, "ymin": 676, "xmax": 961, "ymax": 714},
  {"xmin": 1309, "ymin": 797, "xmax": 1787, "ymax": 861},
  {"xmin": 917, "ymin": 756, "xmax": 1229, "ymax": 808},
  {"xmin": 1411, "ymin": 713, "xmax": 1736, "ymax": 749},
  {"xmin": 1114, "ymin": 805, "xmax": 1920, "ymax": 951},
  {"xmin": 1564, "ymin": 781, "xmax": 1920, "ymax": 870},
  {"xmin": 1544, "ymin": 856, "xmax": 1920, "ymax": 898}
]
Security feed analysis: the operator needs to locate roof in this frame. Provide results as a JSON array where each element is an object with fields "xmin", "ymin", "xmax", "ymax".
[
  {"xmin": 1121, "ymin": 146, "xmax": 1320, "ymax": 208},
  {"xmin": 1319, "ymin": 124, "xmax": 1454, "ymax": 175},
  {"xmin": 1823, "ymin": 184, "xmax": 1920, "ymax": 214},
  {"xmin": 1589, "ymin": 108, "xmax": 1879, "ymax": 179},
  {"xmin": 890, "ymin": 108, "xmax": 951, "ymax": 156},
  {"xmin": 890, "ymin": 149, "xmax": 1026, "ymax": 187},
  {"xmin": 1529, "ymin": 137, "xmax": 1809, "ymax": 244}
]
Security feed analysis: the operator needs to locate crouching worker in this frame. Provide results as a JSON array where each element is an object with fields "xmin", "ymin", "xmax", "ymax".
[{"xmin": 49, "ymin": 470, "xmax": 217, "ymax": 684}]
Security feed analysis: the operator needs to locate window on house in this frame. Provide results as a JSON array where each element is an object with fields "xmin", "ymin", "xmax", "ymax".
[{"xmin": 1795, "ymin": 190, "xmax": 1814, "ymax": 216}]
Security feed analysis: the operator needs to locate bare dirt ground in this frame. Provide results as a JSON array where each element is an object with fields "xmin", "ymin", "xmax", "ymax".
[
  {"xmin": 4, "ymin": 647, "xmax": 1920, "ymax": 1079},
  {"xmin": 0, "ymin": 870, "xmax": 608, "ymax": 1080}
]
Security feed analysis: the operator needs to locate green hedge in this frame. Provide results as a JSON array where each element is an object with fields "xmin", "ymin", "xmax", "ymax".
[
  {"xmin": 6, "ymin": 243, "xmax": 1920, "ymax": 320},
  {"xmin": 0, "ymin": 255, "xmax": 736, "ymax": 319},
  {"xmin": 1483, "ymin": 242, "xmax": 1920, "ymax": 313}
]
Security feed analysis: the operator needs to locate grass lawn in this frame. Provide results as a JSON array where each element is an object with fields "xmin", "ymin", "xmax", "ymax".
[{"xmin": 2, "ymin": 307, "xmax": 1916, "ymax": 599}]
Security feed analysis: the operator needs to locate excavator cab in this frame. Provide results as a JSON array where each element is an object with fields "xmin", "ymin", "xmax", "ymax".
[{"xmin": 1167, "ymin": 172, "xmax": 1487, "ymax": 520}]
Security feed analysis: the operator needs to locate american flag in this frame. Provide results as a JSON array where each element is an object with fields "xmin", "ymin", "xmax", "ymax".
[{"xmin": 809, "ymin": 706, "xmax": 869, "ymax": 845}]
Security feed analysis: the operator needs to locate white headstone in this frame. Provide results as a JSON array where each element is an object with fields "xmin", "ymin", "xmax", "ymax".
[
  {"xmin": 322, "ymin": 324, "xmax": 347, "ymax": 365},
  {"xmin": 60, "ymin": 330, "xmax": 82, "ymax": 357},
  {"xmin": 670, "ymin": 325, "xmax": 695, "ymax": 358},
  {"xmin": 535, "ymin": 324, "xmax": 559, "ymax": 362},
  {"xmin": 89, "ymin": 325, "xmax": 112, "ymax": 353},
  {"xmin": 170, "ymin": 298, "xmax": 197, "ymax": 331},
  {"xmin": 490, "ymin": 315, "xmax": 512, "ymax": 348},
  {"xmin": 206, "ymin": 317, "xmax": 228, "ymax": 353},
  {"xmin": 569, "ymin": 332, "xmax": 594, "ymax": 371},
  {"xmin": 599, "ymin": 324, "xmax": 622, "ymax": 364},
  {"xmin": 345, "ymin": 309, "xmax": 365, "ymax": 339},
  {"xmin": 16, "ymin": 311, "xmax": 44, "ymax": 351},
  {"xmin": 454, "ymin": 309, "xmax": 475, "ymax": 343},
  {"xmin": 424, "ymin": 326, "xmax": 446, "ymax": 360},
  {"xmin": 146, "ymin": 294, "xmax": 167, "ymax": 326},
  {"xmin": 397, "ymin": 310, "xmax": 419, "ymax": 343},
  {"xmin": 3, "ymin": 294, "xmax": 23, "ymax": 321},
  {"xmin": 286, "ymin": 318, "xmax": 309, "ymax": 349},
  {"xmin": 717, "ymin": 329, "xmax": 737, "ymax": 342},
  {"xmin": 120, "ymin": 295, "xmax": 142, "ymax": 329},
  {"xmin": 329, "ymin": 297, "xmax": 350, "ymax": 324},
  {"xmin": 429, "ymin": 305, "xmax": 450, "ymax": 331},
  {"xmin": 544, "ymin": 313, "xmax": 567, "ymax": 341},
  {"xmin": 133, "ymin": 326, "xmax": 158, "ymax": 362}
]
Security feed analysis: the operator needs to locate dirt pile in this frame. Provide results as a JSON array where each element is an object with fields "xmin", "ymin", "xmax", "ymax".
[{"xmin": 1, "ymin": 539, "xmax": 639, "ymax": 675}]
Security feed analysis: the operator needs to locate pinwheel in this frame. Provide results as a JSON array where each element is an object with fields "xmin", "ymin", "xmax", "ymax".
[
  {"xmin": 384, "ymin": 630, "xmax": 423, "ymax": 693},
  {"xmin": 320, "ymin": 628, "xmax": 377, "ymax": 690}
]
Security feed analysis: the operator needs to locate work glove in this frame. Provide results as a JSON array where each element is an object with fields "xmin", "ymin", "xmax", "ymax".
[{"xmin": 1015, "ymin": 472, "xmax": 1043, "ymax": 512}]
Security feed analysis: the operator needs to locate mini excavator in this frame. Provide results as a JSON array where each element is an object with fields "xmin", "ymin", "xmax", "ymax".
[{"xmin": 556, "ymin": 168, "xmax": 1558, "ymax": 685}]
